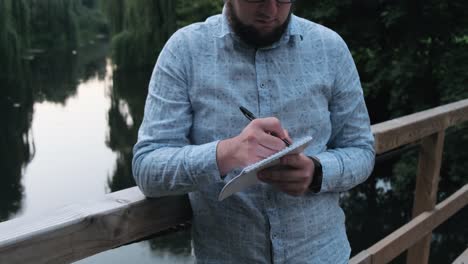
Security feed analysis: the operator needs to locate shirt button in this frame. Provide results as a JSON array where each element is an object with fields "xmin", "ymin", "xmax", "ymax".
[{"xmin": 260, "ymin": 83, "xmax": 265, "ymax": 88}]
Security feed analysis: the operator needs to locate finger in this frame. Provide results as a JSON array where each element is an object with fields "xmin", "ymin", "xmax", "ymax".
[
  {"xmin": 255, "ymin": 145, "xmax": 280, "ymax": 159},
  {"xmin": 257, "ymin": 132, "xmax": 288, "ymax": 151},
  {"xmin": 283, "ymin": 129, "xmax": 293, "ymax": 144},
  {"xmin": 280, "ymin": 154, "xmax": 312, "ymax": 170},
  {"xmin": 258, "ymin": 168, "xmax": 304, "ymax": 184},
  {"xmin": 241, "ymin": 128, "xmax": 284, "ymax": 153},
  {"xmin": 251, "ymin": 117, "xmax": 288, "ymax": 140}
]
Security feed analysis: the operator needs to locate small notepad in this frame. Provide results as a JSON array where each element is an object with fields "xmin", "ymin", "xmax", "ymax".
[{"xmin": 218, "ymin": 136, "xmax": 313, "ymax": 201}]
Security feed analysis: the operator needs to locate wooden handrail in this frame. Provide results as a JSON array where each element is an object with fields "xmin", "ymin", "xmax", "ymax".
[
  {"xmin": 372, "ymin": 98, "xmax": 468, "ymax": 154},
  {"xmin": 349, "ymin": 184, "xmax": 468, "ymax": 264},
  {"xmin": 452, "ymin": 247, "xmax": 468, "ymax": 264},
  {"xmin": 0, "ymin": 189, "xmax": 191, "ymax": 264},
  {"xmin": 1, "ymin": 98, "xmax": 467, "ymax": 264}
]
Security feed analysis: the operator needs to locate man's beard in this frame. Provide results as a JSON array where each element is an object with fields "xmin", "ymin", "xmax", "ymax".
[{"xmin": 226, "ymin": 2, "xmax": 291, "ymax": 48}]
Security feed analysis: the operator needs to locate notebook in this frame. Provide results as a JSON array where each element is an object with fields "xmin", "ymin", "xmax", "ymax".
[{"xmin": 218, "ymin": 136, "xmax": 313, "ymax": 201}]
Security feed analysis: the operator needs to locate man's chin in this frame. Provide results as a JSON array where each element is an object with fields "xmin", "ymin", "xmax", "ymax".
[
  {"xmin": 227, "ymin": 2, "xmax": 290, "ymax": 48},
  {"xmin": 233, "ymin": 24, "xmax": 286, "ymax": 48}
]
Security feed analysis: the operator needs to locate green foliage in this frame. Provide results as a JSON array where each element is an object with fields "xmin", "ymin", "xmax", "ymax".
[
  {"xmin": 104, "ymin": 0, "xmax": 222, "ymax": 70},
  {"xmin": 0, "ymin": 0, "xmax": 111, "ymax": 220},
  {"xmin": 100, "ymin": 0, "xmax": 125, "ymax": 34},
  {"xmin": 28, "ymin": 0, "xmax": 79, "ymax": 49},
  {"xmin": 73, "ymin": 3, "xmax": 109, "ymax": 42},
  {"xmin": 109, "ymin": 0, "xmax": 176, "ymax": 70},
  {"xmin": 105, "ymin": 70, "xmax": 149, "ymax": 192},
  {"xmin": 0, "ymin": 0, "xmax": 109, "ymax": 52},
  {"xmin": 294, "ymin": 1, "xmax": 468, "ymax": 261},
  {"xmin": 2, "ymin": 0, "xmax": 466, "ymax": 260},
  {"xmin": 0, "ymin": 0, "xmax": 33, "ymax": 222},
  {"xmin": 0, "ymin": 0, "xmax": 28, "ymax": 79},
  {"xmin": 176, "ymin": 0, "xmax": 223, "ymax": 28},
  {"xmin": 296, "ymin": 0, "xmax": 468, "ymax": 122}
]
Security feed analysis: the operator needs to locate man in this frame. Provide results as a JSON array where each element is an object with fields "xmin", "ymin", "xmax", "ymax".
[{"xmin": 133, "ymin": 0, "xmax": 375, "ymax": 263}]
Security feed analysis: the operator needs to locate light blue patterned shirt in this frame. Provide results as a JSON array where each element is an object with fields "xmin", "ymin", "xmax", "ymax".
[{"xmin": 133, "ymin": 8, "xmax": 375, "ymax": 264}]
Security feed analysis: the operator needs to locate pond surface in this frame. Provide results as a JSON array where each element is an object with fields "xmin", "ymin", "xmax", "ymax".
[
  {"xmin": 0, "ymin": 40, "xmax": 194, "ymax": 263},
  {"xmin": 1, "ymin": 19, "xmax": 466, "ymax": 264},
  {"xmin": 17, "ymin": 63, "xmax": 116, "ymax": 219}
]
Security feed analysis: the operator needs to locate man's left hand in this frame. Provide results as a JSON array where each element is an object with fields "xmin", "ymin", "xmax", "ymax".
[{"xmin": 258, "ymin": 153, "xmax": 314, "ymax": 196}]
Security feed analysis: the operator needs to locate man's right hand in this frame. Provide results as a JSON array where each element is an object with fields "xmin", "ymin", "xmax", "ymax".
[{"xmin": 216, "ymin": 117, "xmax": 291, "ymax": 176}]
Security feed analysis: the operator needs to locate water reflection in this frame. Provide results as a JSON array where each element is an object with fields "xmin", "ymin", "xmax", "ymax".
[
  {"xmin": 1, "ymin": 1, "xmax": 466, "ymax": 263},
  {"xmin": 344, "ymin": 140, "xmax": 468, "ymax": 263},
  {"xmin": 149, "ymin": 229, "xmax": 193, "ymax": 258},
  {"xmin": 0, "ymin": 74, "xmax": 34, "ymax": 221},
  {"xmin": 106, "ymin": 69, "xmax": 149, "ymax": 192},
  {"xmin": 0, "ymin": 0, "xmax": 34, "ymax": 220}
]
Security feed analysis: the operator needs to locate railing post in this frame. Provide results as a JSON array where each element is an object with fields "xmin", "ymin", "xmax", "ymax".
[{"xmin": 406, "ymin": 131, "xmax": 445, "ymax": 264}]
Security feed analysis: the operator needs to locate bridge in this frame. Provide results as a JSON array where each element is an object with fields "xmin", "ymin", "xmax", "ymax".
[{"xmin": 1, "ymin": 99, "xmax": 467, "ymax": 264}]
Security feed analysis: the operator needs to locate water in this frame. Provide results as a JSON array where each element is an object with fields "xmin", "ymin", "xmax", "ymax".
[
  {"xmin": 0, "ymin": 40, "xmax": 195, "ymax": 263},
  {"xmin": 17, "ymin": 63, "xmax": 116, "ymax": 219},
  {"xmin": 1, "ymin": 12, "xmax": 466, "ymax": 264}
]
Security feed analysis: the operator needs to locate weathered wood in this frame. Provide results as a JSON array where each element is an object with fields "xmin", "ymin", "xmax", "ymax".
[
  {"xmin": 350, "ymin": 184, "xmax": 468, "ymax": 264},
  {"xmin": 372, "ymin": 98, "xmax": 468, "ymax": 154},
  {"xmin": 0, "ymin": 187, "xmax": 192, "ymax": 264},
  {"xmin": 453, "ymin": 247, "xmax": 468, "ymax": 264},
  {"xmin": 0, "ymin": 99, "xmax": 467, "ymax": 263},
  {"xmin": 407, "ymin": 131, "xmax": 445, "ymax": 264},
  {"xmin": 349, "ymin": 250, "xmax": 372, "ymax": 264}
]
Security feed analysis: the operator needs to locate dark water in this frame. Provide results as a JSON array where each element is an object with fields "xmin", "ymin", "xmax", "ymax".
[
  {"xmin": 0, "ymin": 39, "xmax": 194, "ymax": 263},
  {"xmin": 2, "ymin": 39, "xmax": 466, "ymax": 264},
  {"xmin": 1, "ymin": 6, "xmax": 467, "ymax": 264}
]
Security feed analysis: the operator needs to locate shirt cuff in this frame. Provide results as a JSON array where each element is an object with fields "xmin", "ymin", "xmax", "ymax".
[
  {"xmin": 313, "ymin": 151, "xmax": 342, "ymax": 193},
  {"xmin": 186, "ymin": 140, "xmax": 223, "ymax": 185}
]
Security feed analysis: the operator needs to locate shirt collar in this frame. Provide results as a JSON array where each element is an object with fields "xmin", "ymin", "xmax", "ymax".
[{"xmin": 216, "ymin": 5, "xmax": 231, "ymax": 39}]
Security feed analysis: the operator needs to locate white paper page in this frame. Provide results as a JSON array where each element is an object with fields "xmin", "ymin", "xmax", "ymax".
[{"xmin": 218, "ymin": 136, "xmax": 313, "ymax": 201}]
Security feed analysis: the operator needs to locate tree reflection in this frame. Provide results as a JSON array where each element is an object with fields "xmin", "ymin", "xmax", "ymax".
[
  {"xmin": 344, "ymin": 130, "xmax": 468, "ymax": 263},
  {"xmin": 106, "ymin": 69, "xmax": 149, "ymax": 192},
  {"xmin": 0, "ymin": 0, "xmax": 34, "ymax": 221},
  {"xmin": 0, "ymin": 94, "xmax": 33, "ymax": 222},
  {"xmin": 0, "ymin": 75, "xmax": 34, "ymax": 221},
  {"xmin": 149, "ymin": 229, "xmax": 192, "ymax": 257},
  {"xmin": 0, "ymin": 0, "xmax": 109, "ymax": 222},
  {"xmin": 101, "ymin": 0, "xmax": 467, "ymax": 262},
  {"xmin": 30, "ymin": 41, "xmax": 108, "ymax": 105}
]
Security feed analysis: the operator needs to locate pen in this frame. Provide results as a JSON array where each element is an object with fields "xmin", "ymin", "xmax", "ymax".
[{"xmin": 239, "ymin": 106, "xmax": 291, "ymax": 147}]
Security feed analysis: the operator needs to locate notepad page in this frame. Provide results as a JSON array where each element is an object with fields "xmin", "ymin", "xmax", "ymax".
[
  {"xmin": 243, "ymin": 136, "xmax": 313, "ymax": 173},
  {"xmin": 218, "ymin": 136, "xmax": 313, "ymax": 201}
]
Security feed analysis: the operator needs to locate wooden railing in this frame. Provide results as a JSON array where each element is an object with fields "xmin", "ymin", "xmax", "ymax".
[
  {"xmin": 350, "ymin": 98, "xmax": 468, "ymax": 264},
  {"xmin": 1, "ymin": 99, "xmax": 467, "ymax": 264}
]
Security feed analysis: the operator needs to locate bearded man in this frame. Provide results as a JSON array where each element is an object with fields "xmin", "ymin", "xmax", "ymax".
[{"xmin": 133, "ymin": 0, "xmax": 375, "ymax": 263}]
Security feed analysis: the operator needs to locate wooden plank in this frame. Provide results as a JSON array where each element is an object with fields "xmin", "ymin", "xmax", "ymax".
[
  {"xmin": 351, "ymin": 184, "xmax": 468, "ymax": 264},
  {"xmin": 349, "ymin": 250, "xmax": 372, "ymax": 264},
  {"xmin": 453, "ymin": 247, "xmax": 468, "ymax": 264},
  {"xmin": 372, "ymin": 98, "xmax": 468, "ymax": 154},
  {"xmin": 407, "ymin": 131, "xmax": 445, "ymax": 264},
  {"xmin": 0, "ymin": 187, "xmax": 192, "ymax": 264}
]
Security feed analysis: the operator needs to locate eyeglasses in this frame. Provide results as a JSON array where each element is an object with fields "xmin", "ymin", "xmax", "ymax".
[{"xmin": 244, "ymin": 0, "xmax": 296, "ymax": 3}]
